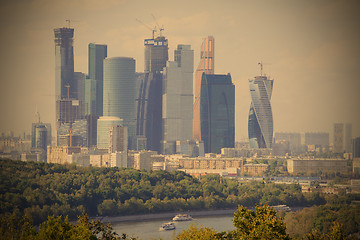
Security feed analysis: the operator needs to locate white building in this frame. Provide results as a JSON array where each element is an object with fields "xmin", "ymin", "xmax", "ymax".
[
  {"xmin": 110, "ymin": 151, "xmax": 128, "ymax": 168},
  {"xmin": 162, "ymin": 45, "xmax": 194, "ymax": 154},
  {"xmin": 97, "ymin": 116, "xmax": 123, "ymax": 149}
]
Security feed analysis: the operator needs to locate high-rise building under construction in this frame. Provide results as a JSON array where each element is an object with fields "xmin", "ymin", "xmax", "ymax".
[
  {"xmin": 54, "ymin": 27, "xmax": 75, "ymax": 100},
  {"xmin": 136, "ymin": 34, "xmax": 169, "ymax": 152},
  {"xmin": 54, "ymin": 25, "xmax": 86, "ymax": 147}
]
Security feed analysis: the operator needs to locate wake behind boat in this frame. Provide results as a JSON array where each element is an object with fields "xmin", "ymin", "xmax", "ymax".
[
  {"xmin": 159, "ymin": 222, "xmax": 176, "ymax": 231},
  {"xmin": 172, "ymin": 214, "xmax": 193, "ymax": 221}
]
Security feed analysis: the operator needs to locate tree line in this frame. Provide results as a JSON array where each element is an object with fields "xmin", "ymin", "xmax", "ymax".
[{"xmin": 0, "ymin": 159, "xmax": 354, "ymax": 226}]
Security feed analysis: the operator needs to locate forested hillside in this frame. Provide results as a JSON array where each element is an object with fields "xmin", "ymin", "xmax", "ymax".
[{"xmin": 0, "ymin": 159, "xmax": 342, "ymax": 225}]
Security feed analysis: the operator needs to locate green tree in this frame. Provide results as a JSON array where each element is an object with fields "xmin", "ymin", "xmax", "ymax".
[
  {"xmin": 175, "ymin": 225, "xmax": 218, "ymax": 240},
  {"xmin": 232, "ymin": 204, "xmax": 290, "ymax": 239}
]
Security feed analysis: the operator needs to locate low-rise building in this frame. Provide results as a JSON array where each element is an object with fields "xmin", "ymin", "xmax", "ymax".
[
  {"xmin": 287, "ymin": 158, "xmax": 348, "ymax": 174},
  {"xmin": 243, "ymin": 163, "xmax": 268, "ymax": 176}
]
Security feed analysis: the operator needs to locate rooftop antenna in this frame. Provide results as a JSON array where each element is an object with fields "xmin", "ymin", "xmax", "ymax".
[
  {"xmin": 151, "ymin": 14, "xmax": 164, "ymax": 37},
  {"xmin": 136, "ymin": 18, "xmax": 157, "ymax": 39},
  {"xmin": 66, "ymin": 19, "xmax": 71, "ymax": 28},
  {"xmin": 258, "ymin": 62, "xmax": 263, "ymax": 76}
]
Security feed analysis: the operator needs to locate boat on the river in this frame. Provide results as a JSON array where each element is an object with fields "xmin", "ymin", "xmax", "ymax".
[
  {"xmin": 159, "ymin": 222, "xmax": 176, "ymax": 231},
  {"xmin": 271, "ymin": 205, "xmax": 291, "ymax": 212},
  {"xmin": 172, "ymin": 214, "xmax": 193, "ymax": 221}
]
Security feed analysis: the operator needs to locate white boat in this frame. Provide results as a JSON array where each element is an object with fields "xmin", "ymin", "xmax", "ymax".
[
  {"xmin": 271, "ymin": 205, "xmax": 291, "ymax": 212},
  {"xmin": 159, "ymin": 222, "xmax": 176, "ymax": 231},
  {"xmin": 172, "ymin": 214, "xmax": 193, "ymax": 221}
]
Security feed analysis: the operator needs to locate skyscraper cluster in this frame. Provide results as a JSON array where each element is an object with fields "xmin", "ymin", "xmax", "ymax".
[{"xmin": 52, "ymin": 24, "xmax": 239, "ymax": 155}]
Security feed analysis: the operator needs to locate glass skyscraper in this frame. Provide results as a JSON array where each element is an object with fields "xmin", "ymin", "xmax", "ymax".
[
  {"xmin": 136, "ymin": 34, "xmax": 169, "ymax": 152},
  {"xmin": 54, "ymin": 27, "xmax": 74, "ymax": 100},
  {"xmin": 248, "ymin": 75, "xmax": 274, "ymax": 148},
  {"xmin": 200, "ymin": 73, "xmax": 235, "ymax": 153},
  {"xmin": 193, "ymin": 36, "xmax": 214, "ymax": 142},
  {"xmin": 88, "ymin": 43, "xmax": 107, "ymax": 116},
  {"xmin": 162, "ymin": 45, "xmax": 194, "ymax": 154},
  {"xmin": 103, "ymin": 57, "xmax": 136, "ymax": 148}
]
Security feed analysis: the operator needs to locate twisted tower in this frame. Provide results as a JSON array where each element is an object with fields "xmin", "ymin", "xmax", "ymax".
[{"xmin": 248, "ymin": 75, "xmax": 274, "ymax": 148}]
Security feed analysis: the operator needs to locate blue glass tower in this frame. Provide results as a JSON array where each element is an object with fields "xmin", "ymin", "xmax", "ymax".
[
  {"xmin": 248, "ymin": 75, "xmax": 274, "ymax": 148},
  {"xmin": 200, "ymin": 73, "xmax": 235, "ymax": 153}
]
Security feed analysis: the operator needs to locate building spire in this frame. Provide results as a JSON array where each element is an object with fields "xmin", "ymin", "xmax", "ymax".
[{"xmin": 34, "ymin": 106, "xmax": 41, "ymax": 123}]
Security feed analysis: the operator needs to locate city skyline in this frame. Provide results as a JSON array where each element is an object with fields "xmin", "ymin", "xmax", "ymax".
[{"xmin": 0, "ymin": 0, "xmax": 359, "ymax": 142}]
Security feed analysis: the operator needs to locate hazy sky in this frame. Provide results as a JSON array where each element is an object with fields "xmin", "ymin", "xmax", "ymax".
[{"xmin": 0, "ymin": 0, "xmax": 359, "ymax": 142}]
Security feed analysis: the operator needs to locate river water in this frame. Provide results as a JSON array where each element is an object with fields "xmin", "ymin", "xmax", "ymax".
[{"xmin": 112, "ymin": 214, "xmax": 235, "ymax": 240}]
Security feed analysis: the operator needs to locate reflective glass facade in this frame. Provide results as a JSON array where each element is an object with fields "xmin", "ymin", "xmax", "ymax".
[
  {"xmin": 135, "ymin": 72, "xmax": 163, "ymax": 151},
  {"xmin": 54, "ymin": 28, "xmax": 74, "ymax": 99},
  {"xmin": 103, "ymin": 57, "xmax": 136, "ymax": 147},
  {"xmin": 200, "ymin": 73, "xmax": 235, "ymax": 153},
  {"xmin": 248, "ymin": 76, "xmax": 274, "ymax": 148},
  {"xmin": 193, "ymin": 36, "xmax": 214, "ymax": 141},
  {"xmin": 88, "ymin": 43, "xmax": 107, "ymax": 116}
]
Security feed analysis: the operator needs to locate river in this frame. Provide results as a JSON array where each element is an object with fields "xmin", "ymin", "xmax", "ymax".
[{"xmin": 111, "ymin": 212, "xmax": 235, "ymax": 240}]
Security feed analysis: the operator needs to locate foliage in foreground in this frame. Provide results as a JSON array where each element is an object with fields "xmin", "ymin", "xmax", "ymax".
[
  {"xmin": 176, "ymin": 204, "xmax": 347, "ymax": 240},
  {"xmin": 177, "ymin": 204, "xmax": 290, "ymax": 240},
  {"xmin": 1, "ymin": 204, "xmax": 350, "ymax": 240},
  {"xmin": 0, "ymin": 213, "xmax": 136, "ymax": 240}
]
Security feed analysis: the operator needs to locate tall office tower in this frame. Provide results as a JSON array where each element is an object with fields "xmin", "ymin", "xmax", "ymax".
[
  {"xmin": 103, "ymin": 57, "xmax": 136, "ymax": 148},
  {"xmin": 54, "ymin": 27, "xmax": 75, "ymax": 100},
  {"xmin": 84, "ymin": 78, "xmax": 97, "ymax": 116},
  {"xmin": 31, "ymin": 110, "xmax": 51, "ymax": 151},
  {"xmin": 109, "ymin": 125, "xmax": 128, "ymax": 153},
  {"xmin": 274, "ymin": 132, "xmax": 302, "ymax": 154},
  {"xmin": 144, "ymin": 36, "xmax": 168, "ymax": 73},
  {"xmin": 200, "ymin": 73, "xmax": 235, "ymax": 153},
  {"xmin": 193, "ymin": 36, "xmax": 215, "ymax": 141},
  {"xmin": 88, "ymin": 43, "xmax": 107, "ymax": 116},
  {"xmin": 333, "ymin": 123, "xmax": 352, "ymax": 153},
  {"xmin": 97, "ymin": 116, "xmax": 123, "ymax": 149},
  {"xmin": 73, "ymin": 72, "xmax": 86, "ymax": 102},
  {"xmin": 345, "ymin": 123, "xmax": 352, "ymax": 153},
  {"xmin": 248, "ymin": 75, "xmax": 274, "ymax": 149},
  {"xmin": 136, "ymin": 72, "xmax": 163, "ymax": 151},
  {"xmin": 353, "ymin": 137, "xmax": 360, "ymax": 158},
  {"xmin": 162, "ymin": 45, "xmax": 194, "ymax": 154},
  {"xmin": 136, "ymin": 34, "xmax": 169, "ymax": 152},
  {"xmin": 333, "ymin": 123, "xmax": 344, "ymax": 153}
]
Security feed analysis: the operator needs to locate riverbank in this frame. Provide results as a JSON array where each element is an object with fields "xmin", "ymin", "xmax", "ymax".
[{"xmin": 96, "ymin": 208, "xmax": 237, "ymax": 224}]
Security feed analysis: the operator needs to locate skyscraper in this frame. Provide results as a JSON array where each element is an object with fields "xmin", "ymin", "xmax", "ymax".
[
  {"xmin": 248, "ymin": 75, "xmax": 274, "ymax": 148},
  {"xmin": 54, "ymin": 27, "xmax": 75, "ymax": 99},
  {"xmin": 333, "ymin": 123, "xmax": 352, "ymax": 153},
  {"xmin": 31, "ymin": 111, "xmax": 51, "ymax": 151},
  {"xmin": 333, "ymin": 123, "xmax": 344, "ymax": 153},
  {"xmin": 88, "ymin": 43, "xmax": 107, "ymax": 116},
  {"xmin": 200, "ymin": 73, "xmax": 235, "ymax": 153},
  {"xmin": 162, "ymin": 45, "xmax": 194, "ymax": 154},
  {"xmin": 136, "ymin": 34, "xmax": 169, "ymax": 152},
  {"xmin": 193, "ymin": 36, "xmax": 214, "ymax": 141},
  {"xmin": 103, "ymin": 57, "xmax": 136, "ymax": 148}
]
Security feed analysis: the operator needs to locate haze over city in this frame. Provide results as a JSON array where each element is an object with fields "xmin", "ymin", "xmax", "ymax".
[{"xmin": 0, "ymin": 0, "xmax": 359, "ymax": 141}]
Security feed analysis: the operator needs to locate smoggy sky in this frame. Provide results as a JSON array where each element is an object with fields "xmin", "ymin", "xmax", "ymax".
[{"xmin": 0, "ymin": 0, "xmax": 359, "ymax": 142}]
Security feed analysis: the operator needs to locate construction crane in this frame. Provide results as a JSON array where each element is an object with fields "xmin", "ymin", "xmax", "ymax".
[
  {"xmin": 136, "ymin": 18, "xmax": 157, "ymax": 39},
  {"xmin": 151, "ymin": 14, "xmax": 164, "ymax": 37}
]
